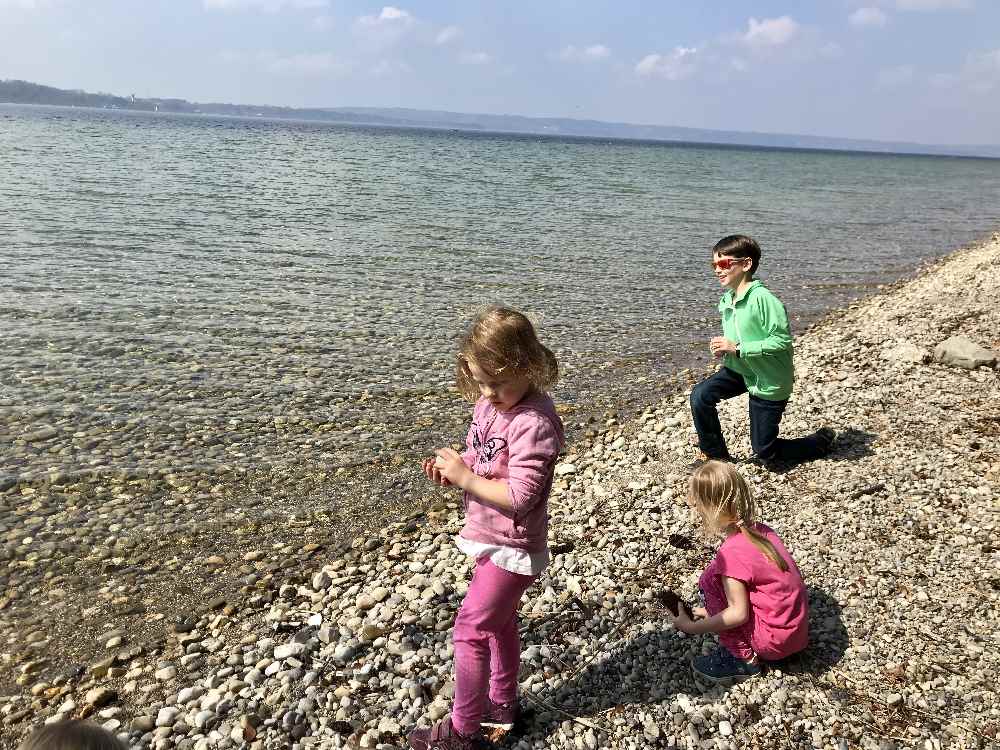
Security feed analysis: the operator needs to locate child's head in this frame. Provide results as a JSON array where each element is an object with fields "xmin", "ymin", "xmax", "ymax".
[
  {"xmin": 456, "ymin": 306, "xmax": 558, "ymax": 410},
  {"xmin": 711, "ymin": 235, "xmax": 761, "ymax": 286},
  {"xmin": 18, "ymin": 721, "xmax": 128, "ymax": 750},
  {"xmin": 687, "ymin": 460, "xmax": 788, "ymax": 571}
]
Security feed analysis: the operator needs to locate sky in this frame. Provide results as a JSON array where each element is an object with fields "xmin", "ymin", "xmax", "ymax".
[{"xmin": 1, "ymin": 0, "xmax": 999, "ymax": 145}]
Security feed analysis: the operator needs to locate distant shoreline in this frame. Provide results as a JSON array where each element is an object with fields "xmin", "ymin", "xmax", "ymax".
[
  {"xmin": 5, "ymin": 101, "xmax": 1000, "ymax": 164},
  {"xmin": 3, "ymin": 77, "xmax": 999, "ymax": 160}
]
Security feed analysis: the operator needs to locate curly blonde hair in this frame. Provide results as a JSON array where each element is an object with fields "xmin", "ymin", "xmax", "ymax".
[{"xmin": 455, "ymin": 307, "xmax": 558, "ymax": 402}]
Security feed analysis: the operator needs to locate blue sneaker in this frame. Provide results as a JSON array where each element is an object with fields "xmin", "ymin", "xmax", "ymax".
[{"xmin": 692, "ymin": 647, "xmax": 762, "ymax": 684}]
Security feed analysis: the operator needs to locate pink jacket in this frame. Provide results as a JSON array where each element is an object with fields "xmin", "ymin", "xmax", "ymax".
[{"xmin": 459, "ymin": 391, "xmax": 565, "ymax": 552}]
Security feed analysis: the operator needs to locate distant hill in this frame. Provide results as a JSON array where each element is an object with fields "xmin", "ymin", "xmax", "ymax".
[{"xmin": 3, "ymin": 78, "xmax": 998, "ymax": 159}]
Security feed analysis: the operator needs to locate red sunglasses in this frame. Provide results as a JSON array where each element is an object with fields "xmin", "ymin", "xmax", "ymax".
[{"xmin": 710, "ymin": 257, "xmax": 749, "ymax": 271}]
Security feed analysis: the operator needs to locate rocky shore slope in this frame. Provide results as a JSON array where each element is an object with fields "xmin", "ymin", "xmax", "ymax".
[{"xmin": 2, "ymin": 234, "xmax": 999, "ymax": 749}]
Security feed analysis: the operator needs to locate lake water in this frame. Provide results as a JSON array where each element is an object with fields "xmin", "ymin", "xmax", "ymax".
[{"xmin": 2, "ymin": 104, "xmax": 999, "ymax": 488}]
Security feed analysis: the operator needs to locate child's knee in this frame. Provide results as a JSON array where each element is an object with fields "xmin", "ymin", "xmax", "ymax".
[{"xmin": 690, "ymin": 383, "xmax": 710, "ymax": 408}]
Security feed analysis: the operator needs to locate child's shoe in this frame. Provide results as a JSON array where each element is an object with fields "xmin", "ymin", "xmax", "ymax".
[
  {"xmin": 481, "ymin": 697, "xmax": 519, "ymax": 731},
  {"xmin": 408, "ymin": 717, "xmax": 492, "ymax": 750},
  {"xmin": 691, "ymin": 647, "xmax": 762, "ymax": 685},
  {"xmin": 816, "ymin": 427, "xmax": 836, "ymax": 455}
]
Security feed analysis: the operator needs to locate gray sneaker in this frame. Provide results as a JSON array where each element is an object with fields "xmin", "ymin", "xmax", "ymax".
[{"xmin": 692, "ymin": 647, "xmax": 763, "ymax": 685}]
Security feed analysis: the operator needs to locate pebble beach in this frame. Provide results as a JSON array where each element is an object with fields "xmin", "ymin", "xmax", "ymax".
[{"xmin": 2, "ymin": 232, "xmax": 999, "ymax": 749}]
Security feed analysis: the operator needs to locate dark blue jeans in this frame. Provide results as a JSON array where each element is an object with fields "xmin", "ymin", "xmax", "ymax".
[{"xmin": 690, "ymin": 367, "xmax": 826, "ymax": 462}]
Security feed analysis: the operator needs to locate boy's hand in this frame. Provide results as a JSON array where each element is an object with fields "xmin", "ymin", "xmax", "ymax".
[
  {"xmin": 710, "ymin": 336, "xmax": 738, "ymax": 358},
  {"xmin": 434, "ymin": 448, "xmax": 472, "ymax": 489},
  {"xmin": 421, "ymin": 456, "xmax": 452, "ymax": 486}
]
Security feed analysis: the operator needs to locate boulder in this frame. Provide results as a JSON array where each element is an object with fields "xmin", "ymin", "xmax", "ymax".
[
  {"xmin": 933, "ymin": 336, "xmax": 998, "ymax": 370},
  {"xmin": 881, "ymin": 342, "xmax": 928, "ymax": 364}
]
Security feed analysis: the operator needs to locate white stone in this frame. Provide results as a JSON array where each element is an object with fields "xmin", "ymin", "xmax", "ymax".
[
  {"xmin": 933, "ymin": 336, "xmax": 998, "ymax": 370},
  {"xmin": 274, "ymin": 642, "xmax": 306, "ymax": 660},
  {"xmin": 155, "ymin": 707, "xmax": 179, "ymax": 727}
]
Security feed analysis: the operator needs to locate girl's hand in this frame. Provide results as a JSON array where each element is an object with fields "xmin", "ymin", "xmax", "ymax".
[
  {"xmin": 421, "ymin": 457, "xmax": 452, "ymax": 486},
  {"xmin": 434, "ymin": 448, "xmax": 472, "ymax": 489},
  {"xmin": 434, "ymin": 448, "xmax": 473, "ymax": 489},
  {"xmin": 667, "ymin": 607, "xmax": 698, "ymax": 634},
  {"xmin": 691, "ymin": 606, "xmax": 708, "ymax": 619}
]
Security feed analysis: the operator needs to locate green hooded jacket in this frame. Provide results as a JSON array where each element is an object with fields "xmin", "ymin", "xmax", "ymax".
[{"xmin": 718, "ymin": 279, "xmax": 794, "ymax": 401}]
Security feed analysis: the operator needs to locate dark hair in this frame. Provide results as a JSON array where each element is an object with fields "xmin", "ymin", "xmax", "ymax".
[
  {"xmin": 18, "ymin": 721, "xmax": 128, "ymax": 750},
  {"xmin": 713, "ymin": 234, "xmax": 761, "ymax": 275},
  {"xmin": 455, "ymin": 306, "xmax": 558, "ymax": 402}
]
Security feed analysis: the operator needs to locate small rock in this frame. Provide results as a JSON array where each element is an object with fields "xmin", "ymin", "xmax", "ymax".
[
  {"xmin": 156, "ymin": 707, "xmax": 179, "ymax": 727},
  {"xmin": 84, "ymin": 688, "xmax": 117, "ymax": 709}
]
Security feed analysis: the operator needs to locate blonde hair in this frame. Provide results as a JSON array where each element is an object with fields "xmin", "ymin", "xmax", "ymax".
[
  {"xmin": 18, "ymin": 721, "xmax": 128, "ymax": 750},
  {"xmin": 688, "ymin": 461, "xmax": 788, "ymax": 571},
  {"xmin": 455, "ymin": 307, "xmax": 558, "ymax": 402}
]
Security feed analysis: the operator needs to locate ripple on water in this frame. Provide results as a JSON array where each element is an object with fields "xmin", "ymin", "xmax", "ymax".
[{"xmin": 2, "ymin": 105, "xmax": 1000, "ymax": 489}]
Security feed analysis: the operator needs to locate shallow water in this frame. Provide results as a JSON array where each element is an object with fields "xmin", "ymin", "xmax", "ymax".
[{"xmin": 2, "ymin": 104, "xmax": 999, "ymax": 486}]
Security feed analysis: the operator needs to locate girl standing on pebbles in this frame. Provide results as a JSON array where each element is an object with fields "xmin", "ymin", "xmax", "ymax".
[
  {"xmin": 408, "ymin": 307, "xmax": 564, "ymax": 750},
  {"xmin": 668, "ymin": 461, "xmax": 809, "ymax": 684}
]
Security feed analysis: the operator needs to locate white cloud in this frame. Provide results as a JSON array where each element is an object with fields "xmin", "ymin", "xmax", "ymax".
[
  {"xmin": 820, "ymin": 41, "xmax": 844, "ymax": 58},
  {"xmin": 216, "ymin": 49, "xmax": 248, "ymax": 64},
  {"xmin": 371, "ymin": 59, "xmax": 412, "ymax": 76},
  {"xmin": 434, "ymin": 25, "xmax": 461, "ymax": 45},
  {"xmin": 741, "ymin": 16, "xmax": 800, "ymax": 48},
  {"xmin": 849, "ymin": 7, "xmax": 889, "ymax": 27},
  {"xmin": 954, "ymin": 48, "xmax": 1000, "ymax": 91},
  {"xmin": 929, "ymin": 72, "xmax": 957, "ymax": 88},
  {"xmin": 204, "ymin": 0, "xmax": 328, "ymax": 10},
  {"xmin": 265, "ymin": 52, "xmax": 348, "ymax": 75},
  {"xmin": 557, "ymin": 44, "xmax": 611, "ymax": 63},
  {"xmin": 895, "ymin": 0, "xmax": 972, "ymax": 10},
  {"xmin": 460, "ymin": 51, "xmax": 493, "ymax": 66},
  {"xmin": 354, "ymin": 6, "xmax": 415, "ymax": 48},
  {"xmin": 0, "ymin": 0, "xmax": 56, "ymax": 7},
  {"xmin": 635, "ymin": 47, "xmax": 698, "ymax": 80},
  {"xmin": 930, "ymin": 48, "xmax": 1000, "ymax": 94},
  {"xmin": 877, "ymin": 64, "xmax": 915, "ymax": 86},
  {"xmin": 358, "ymin": 5, "xmax": 411, "ymax": 25}
]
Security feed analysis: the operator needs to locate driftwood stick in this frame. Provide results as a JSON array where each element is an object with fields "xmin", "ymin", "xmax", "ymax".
[{"xmin": 521, "ymin": 690, "xmax": 604, "ymax": 733}]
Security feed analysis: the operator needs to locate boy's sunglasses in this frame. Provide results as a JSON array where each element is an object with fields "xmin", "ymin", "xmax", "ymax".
[{"xmin": 710, "ymin": 257, "xmax": 749, "ymax": 271}]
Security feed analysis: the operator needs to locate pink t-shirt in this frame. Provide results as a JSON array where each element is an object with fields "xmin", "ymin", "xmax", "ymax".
[{"xmin": 699, "ymin": 524, "xmax": 809, "ymax": 660}]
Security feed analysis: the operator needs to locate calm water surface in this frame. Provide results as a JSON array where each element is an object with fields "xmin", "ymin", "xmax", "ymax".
[{"xmin": 1, "ymin": 105, "xmax": 998, "ymax": 486}]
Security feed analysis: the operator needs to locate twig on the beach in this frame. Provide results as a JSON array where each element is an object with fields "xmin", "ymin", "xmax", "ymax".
[
  {"xmin": 521, "ymin": 690, "xmax": 606, "ymax": 733},
  {"xmin": 804, "ymin": 656, "xmax": 995, "ymax": 743},
  {"xmin": 780, "ymin": 719, "xmax": 796, "ymax": 750},
  {"xmin": 928, "ymin": 661, "xmax": 966, "ymax": 679},
  {"xmin": 847, "ymin": 483, "xmax": 885, "ymax": 500},
  {"xmin": 850, "ymin": 716, "xmax": 911, "ymax": 744},
  {"xmin": 519, "ymin": 595, "xmax": 577, "ymax": 634},
  {"xmin": 555, "ymin": 614, "xmax": 632, "ymax": 687}
]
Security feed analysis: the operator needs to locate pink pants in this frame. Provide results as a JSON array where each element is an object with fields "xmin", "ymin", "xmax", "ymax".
[
  {"xmin": 451, "ymin": 556, "xmax": 536, "ymax": 736},
  {"xmin": 701, "ymin": 575, "xmax": 757, "ymax": 661}
]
